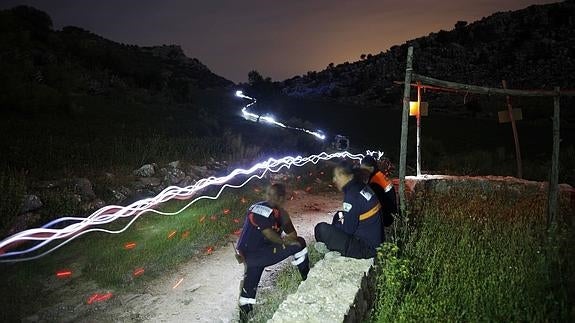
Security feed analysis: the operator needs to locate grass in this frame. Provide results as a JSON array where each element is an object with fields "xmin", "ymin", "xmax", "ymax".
[
  {"xmin": 373, "ymin": 187, "xmax": 574, "ymax": 322},
  {"xmin": 0, "ymin": 186, "xmax": 260, "ymax": 322}
]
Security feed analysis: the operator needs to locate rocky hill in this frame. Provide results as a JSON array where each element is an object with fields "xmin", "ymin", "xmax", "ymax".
[
  {"xmin": 280, "ymin": 0, "xmax": 575, "ymax": 109},
  {"xmin": 0, "ymin": 6, "xmax": 233, "ymax": 114}
]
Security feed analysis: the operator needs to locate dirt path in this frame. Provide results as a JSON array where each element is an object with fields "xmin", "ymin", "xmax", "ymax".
[{"xmin": 93, "ymin": 190, "xmax": 340, "ymax": 322}]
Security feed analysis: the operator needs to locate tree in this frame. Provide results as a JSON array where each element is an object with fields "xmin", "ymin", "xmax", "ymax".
[
  {"xmin": 454, "ymin": 20, "xmax": 468, "ymax": 29},
  {"xmin": 248, "ymin": 70, "xmax": 264, "ymax": 86},
  {"xmin": 360, "ymin": 54, "xmax": 367, "ymax": 60}
]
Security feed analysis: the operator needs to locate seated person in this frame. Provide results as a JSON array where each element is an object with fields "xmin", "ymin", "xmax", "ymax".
[{"xmin": 314, "ymin": 160, "xmax": 382, "ymax": 259}]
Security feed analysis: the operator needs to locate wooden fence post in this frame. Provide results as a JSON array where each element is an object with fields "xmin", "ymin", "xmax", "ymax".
[
  {"xmin": 502, "ymin": 80, "xmax": 523, "ymax": 178},
  {"xmin": 399, "ymin": 46, "xmax": 414, "ymax": 217},
  {"xmin": 548, "ymin": 87, "xmax": 561, "ymax": 227},
  {"xmin": 416, "ymin": 81, "xmax": 422, "ymax": 177}
]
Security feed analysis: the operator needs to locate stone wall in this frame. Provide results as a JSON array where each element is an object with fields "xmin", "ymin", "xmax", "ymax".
[{"xmin": 269, "ymin": 252, "xmax": 374, "ymax": 323}]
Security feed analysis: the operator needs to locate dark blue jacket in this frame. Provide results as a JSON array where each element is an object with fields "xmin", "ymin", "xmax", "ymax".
[
  {"xmin": 333, "ymin": 179, "xmax": 382, "ymax": 249},
  {"xmin": 237, "ymin": 201, "xmax": 282, "ymax": 253}
]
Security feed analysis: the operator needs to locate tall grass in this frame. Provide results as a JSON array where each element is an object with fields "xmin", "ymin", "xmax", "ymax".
[{"xmin": 373, "ymin": 188, "xmax": 574, "ymax": 322}]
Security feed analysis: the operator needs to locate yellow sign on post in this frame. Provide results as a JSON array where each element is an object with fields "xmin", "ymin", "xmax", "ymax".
[
  {"xmin": 498, "ymin": 108, "xmax": 522, "ymax": 123},
  {"xmin": 409, "ymin": 101, "xmax": 428, "ymax": 116}
]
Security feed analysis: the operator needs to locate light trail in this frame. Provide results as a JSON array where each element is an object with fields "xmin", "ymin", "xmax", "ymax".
[
  {"xmin": 0, "ymin": 151, "xmax": 364, "ymax": 263},
  {"xmin": 236, "ymin": 91, "xmax": 326, "ymax": 140}
]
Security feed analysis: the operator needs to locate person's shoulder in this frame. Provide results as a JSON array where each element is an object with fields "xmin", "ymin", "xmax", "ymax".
[{"xmin": 249, "ymin": 202, "xmax": 274, "ymax": 218}]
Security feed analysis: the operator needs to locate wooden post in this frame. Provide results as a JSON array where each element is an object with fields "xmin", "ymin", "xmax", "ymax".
[
  {"xmin": 416, "ymin": 81, "xmax": 422, "ymax": 176},
  {"xmin": 502, "ymin": 80, "xmax": 523, "ymax": 178},
  {"xmin": 399, "ymin": 46, "xmax": 413, "ymax": 216},
  {"xmin": 548, "ymin": 87, "xmax": 561, "ymax": 227}
]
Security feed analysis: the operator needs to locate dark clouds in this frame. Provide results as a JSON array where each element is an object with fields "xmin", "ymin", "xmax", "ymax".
[{"xmin": 0, "ymin": 0, "xmax": 559, "ymax": 82}]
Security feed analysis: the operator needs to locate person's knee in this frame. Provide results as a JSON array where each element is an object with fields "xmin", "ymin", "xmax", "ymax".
[
  {"xmin": 297, "ymin": 236, "xmax": 307, "ymax": 248},
  {"xmin": 314, "ymin": 222, "xmax": 328, "ymax": 241}
]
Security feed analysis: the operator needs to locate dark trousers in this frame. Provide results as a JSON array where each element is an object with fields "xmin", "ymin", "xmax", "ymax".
[
  {"xmin": 314, "ymin": 222, "xmax": 376, "ymax": 259},
  {"xmin": 239, "ymin": 237, "xmax": 309, "ymax": 313}
]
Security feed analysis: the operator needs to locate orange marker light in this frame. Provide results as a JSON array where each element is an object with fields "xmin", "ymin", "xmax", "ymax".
[
  {"xmin": 168, "ymin": 231, "xmax": 177, "ymax": 239},
  {"xmin": 233, "ymin": 218, "xmax": 240, "ymax": 224},
  {"xmin": 133, "ymin": 268, "xmax": 145, "ymax": 277},
  {"xmin": 233, "ymin": 229, "xmax": 242, "ymax": 236},
  {"xmin": 223, "ymin": 209, "xmax": 231, "ymax": 215},
  {"xmin": 124, "ymin": 242, "xmax": 137, "ymax": 250},
  {"xmin": 181, "ymin": 230, "xmax": 190, "ymax": 239},
  {"xmin": 87, "ymin": 292, "xmax": 113, "ymax": 304},
  {"xmin": 206, "ymin": 246, "xmax": 214, "ymax": 255},
  {"xmin": 199, "ymin": 215, "xmax": 206, "ymax": 223},
  {"xmin": 240, "ymin": 197, "xmax": 247, "ymax": 204},
  {"xmin": 56, "ymin": 270, "xmax": 72, "ymax": 279}
]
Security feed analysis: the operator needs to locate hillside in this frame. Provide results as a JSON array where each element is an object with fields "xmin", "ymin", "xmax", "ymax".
[
  {"xmin": 0, "ymin": 6, "xmax": 233, "ymax": 116},
  {"xmin": 280, "ymin": 1, "xmax": 575, "ymax": 113}
]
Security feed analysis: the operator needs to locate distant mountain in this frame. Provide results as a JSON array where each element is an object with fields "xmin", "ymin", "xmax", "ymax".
[
  {"xmin": 281, "ymin": 1, "xmax": 575, "ymax": 110},
  {"xmin": 0, "ymin": 6, "xmax": 233, "ymax": 114}
]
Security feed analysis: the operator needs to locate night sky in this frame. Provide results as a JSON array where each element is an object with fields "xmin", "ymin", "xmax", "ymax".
[{"xmin": 0, "ymin": 0, "xmax": 559, "ymax": 83}]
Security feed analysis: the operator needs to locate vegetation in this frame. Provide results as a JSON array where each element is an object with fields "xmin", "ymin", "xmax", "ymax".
[
  {"xmin": 373, "ymin": 187, "xmax": 574, "ymax": 322},
  {"xmin": 0, "ymin": 185, "xmax": 258, "ymax": 322}
]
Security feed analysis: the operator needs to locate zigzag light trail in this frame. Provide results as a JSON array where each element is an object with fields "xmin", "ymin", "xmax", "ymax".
[
  {"xmin": 0, "ymin": 151, "xmax": 368, "ymax": 263},
  {"xmin": 236, "ymin": 91, "xmax": 326, "ymax": 140}
]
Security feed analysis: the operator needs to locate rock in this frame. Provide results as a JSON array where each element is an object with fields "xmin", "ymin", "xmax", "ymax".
[
  {"xmin": 179, "ymin": 176, "xmax": 196, "ymax": 187},
  {"xmin": 74, "ymin": 178, "xmax": 96, "ymax": 200},
  {"xmin": 20, "ymin": 195, "xmax": 43, "ymax": 214},
  {"xmin": 168, "ymin": 161, "xmax": 181, "ymax": 169},
  {"xmin": 164, "ymin": 168, "xmax": 186, "ymax": 185},
  {"xmin": 188, "ymin": 165, "xmax": 210, "ymax": 178},
  {"xmin": 133, "ymin": 177, "xmax": 162, "ymax": 189},
  {"xmin": 270, "ymin": 255, "xmax": 373, "ymax": 323},
  {"xmin": 109, "ymin": 186, "xmax": 133, "ymax": 203},
  {"xmin": 133, "ymin": 164, "xmax": 156, "ymax": 177},
  {"xmin": 81, "ymin": 199, "xmax": 106, "ymax": 212}
]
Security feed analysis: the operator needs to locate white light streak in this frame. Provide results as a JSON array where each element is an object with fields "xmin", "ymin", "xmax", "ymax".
[
  {"xmin": 0, "ymin": 151, "xmax": 365, "ymax": 262},
  {"xmin": 237, "ymin": 90, "xmax": 326, "ymax": 140}
]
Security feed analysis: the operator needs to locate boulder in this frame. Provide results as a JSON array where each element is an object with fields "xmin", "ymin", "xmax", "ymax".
[
  {"xmin": 133, "ymin": 164, "xmax": 156, "ymax": 177},
  {"xmin": 168, "ymin": 160, "xmax": 181, "ymax": 169},
  {"xmin": 74, "ymin": 178, "xmax": 96, "ymax": 200},
  {"xmin": 20, "ymin": 195, "xmax": 43, "ymax": 214},
  {"xmin": 165, "ymin": 168, "xmax": 186, "ymax": 185},
  {"xmin": 81, "ymin": 199, "xmax": 106, "ymax": 212}
]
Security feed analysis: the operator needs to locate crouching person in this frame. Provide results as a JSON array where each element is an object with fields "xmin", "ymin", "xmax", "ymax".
[
  {"xmin": 235, "ymin": 183, "xmax": 309, "ymax": 322},
  {"xmin": 314, "ymin": 160, "xmax": 382, "ymax": 259}
]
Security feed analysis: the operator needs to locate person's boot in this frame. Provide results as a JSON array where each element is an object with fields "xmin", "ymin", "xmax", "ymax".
[{"xmin": 239, "ymin": 304, "xmax": 252, "ymax": 323}]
